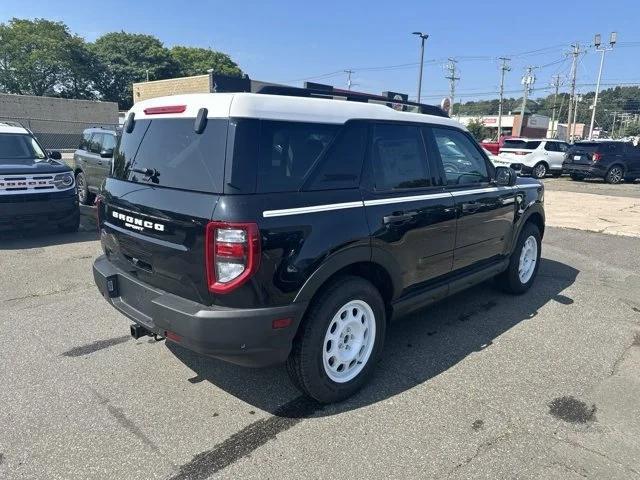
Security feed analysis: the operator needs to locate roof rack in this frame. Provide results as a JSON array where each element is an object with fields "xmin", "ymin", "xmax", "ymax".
[{"xmin": 210, "ymin": 74, "xmax": 449, "ymax": 118}]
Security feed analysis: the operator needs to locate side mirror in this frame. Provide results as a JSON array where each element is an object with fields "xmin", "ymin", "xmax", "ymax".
[
  {"xmin": 495, "ymin": 166, "xmax": 517, "ymax": 186},
  {"xmin": 100, "ymin": 149, "xmax": 114, "ymax": 158},
  {"xmin": 48, "ymin": 150, "xmax": 62, "ymax": 160}
]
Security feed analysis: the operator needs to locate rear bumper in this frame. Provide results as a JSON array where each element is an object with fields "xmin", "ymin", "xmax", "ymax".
[
  {"xmin": 0, "ymin": 191, "xmax": 79, "ymax": 231},
  {"xmin": 562, "ymin": 163, "xmax": 604, "ymax": 177},
  {"xmin": 93, "ymin": 255, "xmax": 308, "ymax": 367}
]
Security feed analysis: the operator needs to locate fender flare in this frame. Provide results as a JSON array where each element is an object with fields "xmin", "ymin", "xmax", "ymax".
[{"xmin": 293, "ymin": 245, "xmax": 403, "ymax": 303}]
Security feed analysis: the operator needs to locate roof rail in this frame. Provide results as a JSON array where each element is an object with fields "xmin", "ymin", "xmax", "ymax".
[
  {"xmin": 259, "ymin": 84, "xmax": 449, "ymax": 118},
  {"xmin": 210, "ymin": 74, "xmax": 449, "ymax": 118}
]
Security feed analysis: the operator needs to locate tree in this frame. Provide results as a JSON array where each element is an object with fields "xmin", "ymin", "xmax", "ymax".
[
  {"xmin": 467, "ymin": 118, "xmax": 489, "ymax": 141},
  {"xmin": 170, "ymin": 46, "xmax": 242, "ymax": 78},
  {"xmin": 90, "ymin": 32, "xmax": 180, "ymax": 109},
  {"xmin": 0, "ymin": 18, "xmax": 95, "ymax": 98}
]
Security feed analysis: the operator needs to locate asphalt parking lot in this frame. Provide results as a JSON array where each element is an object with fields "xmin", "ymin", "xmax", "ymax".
[{"xmin": 1, "ymin": 180, "xmax": 639, "ymax": 479}]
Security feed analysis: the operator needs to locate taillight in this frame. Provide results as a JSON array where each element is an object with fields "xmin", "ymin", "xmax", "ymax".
[
  {"xmin": 592, "ymin": 152, "xmax": 602, "ymax": 162},
  {"xmin": 205, "ymin": 221, "xmax": 260, "ymax": 294}
]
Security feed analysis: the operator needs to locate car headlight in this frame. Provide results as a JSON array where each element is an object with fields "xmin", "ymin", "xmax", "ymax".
[{"xmin": 53, "ymin": 173, "xmax": 74, "ymax": 189}]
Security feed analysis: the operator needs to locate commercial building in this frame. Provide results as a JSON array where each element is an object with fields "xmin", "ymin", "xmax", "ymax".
[{"xmin": 456, "ymin": 113, "xmax": 551, "ymax": 140}]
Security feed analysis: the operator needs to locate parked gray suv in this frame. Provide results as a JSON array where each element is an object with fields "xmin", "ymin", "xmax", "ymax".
[{"xmin": 72, "ymin": 127, "xmax": 119, "ymax": 204}]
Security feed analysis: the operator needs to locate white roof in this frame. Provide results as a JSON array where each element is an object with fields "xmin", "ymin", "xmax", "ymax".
[
  {"xmin": 0, "ymin": 123, "xmax": 29, "ymax": 134},
  {"xmin": 128, "ymin": 93, "xmax": 463, "ymax": 128}
]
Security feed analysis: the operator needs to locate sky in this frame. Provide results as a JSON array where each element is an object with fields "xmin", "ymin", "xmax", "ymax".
[{"xmin": 3, "ymin": 0, "xmax": 640, "ymax": 106}]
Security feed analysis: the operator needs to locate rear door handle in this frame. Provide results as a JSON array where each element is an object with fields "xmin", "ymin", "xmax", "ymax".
[{"xmin": 383, "ymin": 213, "xmax": 414, "ymax": 224}]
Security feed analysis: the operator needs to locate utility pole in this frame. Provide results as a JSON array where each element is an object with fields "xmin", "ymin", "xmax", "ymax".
[
  {"xmin": 497, "ymin": 57, "xmax": 511, "ymax": 139},
  {"xmin": 589, "ymin": 32, "xmax": 617, "ymax": 139},
  {"xmin": 611, "ymin": 111, "xmax": 617, "ymax": 138},
  {"xmin": 445, "ymin": 58, "xmax": 460, "ymax": 117},
  {"xmin": 573, "ymin": 94, "xmax": 583, "ymax": 138},
  {"xmin": 566, "ymin": 43, "xmax": 581, "ymax": 142},
  {"xmin": 344, "ymin": 69, "xmax": 355, "ymax": 90},
  {"xmin": 550, "ymin": 75, "xmax": 561, "ymax": 138},
  {"xmin": 412, "ymin": 32, "xmax": 429, "ymax": 103},
  {"xmin": 517, "ymin": 66, "xmax": 535, "ymax": 137}
]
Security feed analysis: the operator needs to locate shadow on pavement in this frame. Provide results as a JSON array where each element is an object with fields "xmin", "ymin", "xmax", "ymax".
[
  {"xmin": 0, "ymin": 205, "xmax": 97, "ymax": 250},
  {"xmin": 169, "ymin": 258, "xmax": 579, "ymax": 417}
]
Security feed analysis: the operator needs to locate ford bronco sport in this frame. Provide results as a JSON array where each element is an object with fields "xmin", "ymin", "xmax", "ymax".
[
  {"xmin": 93, "ymin": 85, "xmax": 544, "ymax": 403},
  {"xmin": 0, "ymin": 122, "xmax": 79, "ymax": 232}
]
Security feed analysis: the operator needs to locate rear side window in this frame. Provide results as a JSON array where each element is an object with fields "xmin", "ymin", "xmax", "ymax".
[
  {"xmin": 306, "ymin": 122, "xmax": 367, "ymax": 191},
  {"xmin": 370, "ymin": 123, "xmax": 430, "ymax": 190},
  {"xmin": 257, "ymin": 121, "xmax": 339, "ymax": 193},
  {"xmin": 503, "ymin": 140, "xmax": 541, "ymax": 150},
  {"xmin": 79, "ymin": 131, "xmax": 92, "ymax": 150},
  {"xmin": 112, "ymin": 118, "xmax": 227, "ymax": 193}
]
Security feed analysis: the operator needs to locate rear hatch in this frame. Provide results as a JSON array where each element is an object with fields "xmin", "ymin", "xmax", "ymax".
[
  {"xmin": 101, "ymin": 114, "xmax": 228, "ymax": 304},
  {"xmin": 565, "ymin": 142, "xmax": 601, "ymax": 165},
  {"xmin": 499, "ymin": 139, "xmax": 541, "ymax": 160}
]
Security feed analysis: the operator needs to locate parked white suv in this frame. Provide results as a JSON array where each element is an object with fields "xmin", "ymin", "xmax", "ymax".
[{"xmin": 499, "ymin": 138, "xmax": 569, "ymax": 178}]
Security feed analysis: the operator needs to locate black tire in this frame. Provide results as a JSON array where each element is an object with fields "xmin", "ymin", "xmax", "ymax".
[
  {"xmin": 495, "ymin": 222, "xmax": 541, "ymax": 295},
  {"xmin": 531, "ymin": 162, "xmax": 548, "ymax": 179},
  {"xmin": 570, "ymin": 173, "xmax": 585, "ymax": 181},
  {"xmin": 76, "ymin": 171, "xmax": 94, "ymax": 205},
  {"xmin": 287, "ymin": 276, "xmax": 386, "ymax": 403},
  {"xmin": 605, "ymin": 165, "xmax": 624, "ymax": 184}
]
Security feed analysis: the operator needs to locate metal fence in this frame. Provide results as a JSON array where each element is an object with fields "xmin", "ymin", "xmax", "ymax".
[{"xmin": 0, "ymin": 116, "xmax": 120, "ymax": 152}]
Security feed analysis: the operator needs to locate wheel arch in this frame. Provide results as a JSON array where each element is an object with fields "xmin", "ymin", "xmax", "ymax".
[{"xmin": 293, "ymin": 248, "xmax": 400, "ymax": 320}]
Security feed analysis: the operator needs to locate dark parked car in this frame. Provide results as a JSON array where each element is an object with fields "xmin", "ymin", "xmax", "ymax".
[
  {"xmin": 72, "ymin": 127, "xmax": 119, "ymax": 204},
  {"xmin": 93, "ymin": 88, "xmax": 545, "ymax": 403},
  {"xmin": 0, "ymin": 122, "xmax": 79, "ymax": 232},
  {"xmin": 563, "ymin": 140, "xmax": 640, "ymax": 183}
]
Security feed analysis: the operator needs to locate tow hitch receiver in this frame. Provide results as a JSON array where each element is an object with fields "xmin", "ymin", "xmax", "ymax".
[{"xmin": 130, "ymin": 323, "xmax": 151, "ymax": 339}]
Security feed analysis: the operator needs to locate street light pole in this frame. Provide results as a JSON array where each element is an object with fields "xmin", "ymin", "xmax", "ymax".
[
  {"xmin": 589, "ymin": 32, "xmax": 617, "ymax": 140},
  {"xmin": 412, "ymin": 32, "xmax": 429, "ymax": 103}
]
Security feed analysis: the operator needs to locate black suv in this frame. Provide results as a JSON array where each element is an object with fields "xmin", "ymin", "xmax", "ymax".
[
  {"xmin": 563, "ymin": 140, "xmax": 640, "ymax": 183},
  {"xmin": 72, "ymin": 127, "xmax": 119, "ymax": 204},
  {"xmin": 0, "ymin": 122, "xmax": 79, "ymax": 232},
  {"xmin": 93, "ymin": 88, "xmax": 545, "ymax": 402}
]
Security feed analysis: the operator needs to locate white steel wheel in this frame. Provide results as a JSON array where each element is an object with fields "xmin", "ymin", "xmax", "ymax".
[
  {"xmin": 322, "ymin": 300, "xmax": 376, "ymax": 383},
  {"xmin": 518, "ymin": 235, "xmax": 538, "ymax": 284}
]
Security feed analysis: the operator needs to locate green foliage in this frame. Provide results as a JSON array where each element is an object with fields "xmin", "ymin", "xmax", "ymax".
[
  {"xmin": 459, "ymin": 86, "xmax": 640, "ymax": 137},
  {"xmin": 466, "ymin": 118, "xmax": 490, "ymax": 141},
  {"xmin": 90, "ymin": 32, "xmax": 181, "ymax": 109},
  {"xmin": 0, "ymin": 18, "xmax": 96, "ymax": 98},
  {"xmin": 620, "ymin": 122, "xmax": 640, "ymax": 137},
  {"xmin": 170, "ymin": 46, "xmax": 242, "ymax": 78},
  {"xmin": 0, "ymin": 18, "xmax": 244, "ymax": 109}
]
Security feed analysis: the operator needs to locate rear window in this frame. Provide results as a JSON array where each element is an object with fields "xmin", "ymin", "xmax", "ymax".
[
  {"xmin": 571, "ymin": 142, "xmax": 601, "ymax": 152},
  {"xmin": 112, "ymin": 118, "xmax": 227, "ymax": 193},
  {"xmin": 257, "ymin": 121, "xmax": 339, "ymax": 193},
  {"xmin": 503, "ymin": 140, "xmax": 541, "ymax": 150}
]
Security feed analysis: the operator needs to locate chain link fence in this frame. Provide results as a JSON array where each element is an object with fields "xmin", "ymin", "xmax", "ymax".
[{"xmin": 0, "ymin": 116, "xmax": 120, "ymax": 152}]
